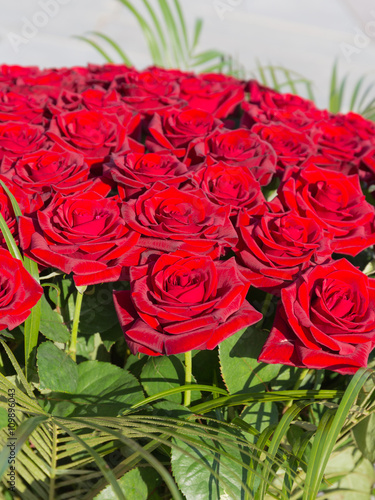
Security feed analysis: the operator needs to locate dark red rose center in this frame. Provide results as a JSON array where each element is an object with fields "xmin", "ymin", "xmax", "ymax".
[
  {"xmin": 71, "ymin": 208, "xmax": 107, "ymax": 234},
  {"xmin": 311, "ymin": 181, "xmax": 343, "ymax": 210},
  {"xmin": 323, "ymin": 280, "xmax": 355, "ymax": 318},
  {"xmin": 166, "ymin": 269, "xmax": 206, "ymax": 302}
]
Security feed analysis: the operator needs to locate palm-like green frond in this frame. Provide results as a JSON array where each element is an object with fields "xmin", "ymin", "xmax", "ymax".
[{"xmin": 76, "ymin": 0, "xmax": 229, "ymax": 73}]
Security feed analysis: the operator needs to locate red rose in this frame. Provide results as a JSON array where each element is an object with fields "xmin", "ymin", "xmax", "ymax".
[
  {"xmin": 0, "ymin": 248, "xmax": 43, "ymax": 330},
  {"xmin": 311, "ymin": 118, "xmax": 368, "ymax": 168},
  {"xmin": 0, "ymin": 65, "xmax": 40, "ymax": 84},
  {"xmin": 235, "ymin": 209, "xmax": 332, "ymax": 294},
  {"xmin": 273, "ymin": 164, "xmax": 375, "ymax": 256},
  {"xmin": 103, "ymin": 150, "xmax": 190, "ymax": 201},
  {"xmin": 111, "ymin": 68, "xmax": 182, "ymax": 115},
  {"xmin": 189, "ymin": 161, "xmax": 266, "ymax": 215},
  {"xmin": 146, "ymin": 108, "xmax": 222, "ymax": 157},
  {"xmin": 179, "ymin": 73, "xmax": 244, "ymax": 118},
  {"xmin": 251, "ymin": 122, "xmax": 315, "ymax": 173},
  {"xmin": 47, "ymin": 109, "xmax": 139, "ymax": 171},
  {"xmin": 86, "ymin": 64, "xmax": 135, "ymax": 88},
  {"xmin": 0, "ymin": 121, "xmax": 47, "ymax": 160},
  {"xmin": 0, "ymin": 148, "xmax": 110, "ymax": 204},
  {"xmin": 188, "ymin": 128, "xmax": 277, "ymax": 186},
  {"xmin": 0, "ymin": 90, "xmax": 45, "ymax": 123},
  {"xmin": 259, "ymin": 259, "xmax": 375, "ymax": 374},
  {"xmin": 241, "ymin": 85, "xmax": 325, "ymax": 130},
  {"xmin": 113, "ymin": 252, "xmax": 262, "ymax": 355},
  {"xmin": 19, "ymin": 192, "xmax": 141, "ymax": 286},
  {"xmin": 0, "ymin": 176, "xmax": 42, "ymax": 248},
  {"xmin": 122, "ymin": 182, "xmax": 238, "ymax": 259}
]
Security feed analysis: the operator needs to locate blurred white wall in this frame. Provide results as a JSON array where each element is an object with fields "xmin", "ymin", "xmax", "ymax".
[{"xmin": 0, "ymin": 0, "xmax": 374, "ymax": 108}]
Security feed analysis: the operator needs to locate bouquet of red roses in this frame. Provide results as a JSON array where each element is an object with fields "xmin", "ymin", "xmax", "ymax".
[{"xmin": 1, "ymin": 62, "xmax": 375, "ymax": 376}]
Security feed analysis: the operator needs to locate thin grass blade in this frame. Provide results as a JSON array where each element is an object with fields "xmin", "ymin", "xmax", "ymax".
[
  {"xmin": 191, "ymin": 18, "xmax": 203, "ymax": 54},
  {"xmin": 117, "ymin": 0, "xmax": 164, "ymax": 66},
  {"xmin": 74, "ymin": 36, "xmax": 114, "ymax": 63},
  {"xmin": 302, "ymin": 368, "xmax": 373, "ymax": 500},
  {"xmin": 87, "ymin": 32, "xmax": 133, "ymax": 65},
  {"xmin": 157, "ymin": 0, "xmax": 186, "ymax": 67}
]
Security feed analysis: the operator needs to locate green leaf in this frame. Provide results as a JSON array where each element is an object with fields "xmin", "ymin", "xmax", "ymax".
[
  {"xmin": 352, "ymin": 412, "xmax": 375, "ymax": 463},
  {"xmin": 37, "ymin": 341, "xmax": 78, "ymax": 393},
  {"xmin": 0, "ymin": 212, "xmax": 22, "ymax": 261},
  {"xmin": 322, "ymin": 445, "xmax": 375, "ymax": 499},
  {"xmin": 39, "ymin": 295, "xmax": 70, "ymax": 343},
  {"xmin": 44, "ymin": 361, "xmax": 144, "ymax": 417},
  {"xmin": 219, "ymin": 326, "xmax": 281, "ymax": 394},
  {"xmin": 94, "ymin": 467, "xmax": 162, "ymax": 500},
  {"xmin": 171, "ymin": 428, "xmax": 252, "ymax": 500},
  {"xmin": 24, "ymin": 297, "xmax": 42, "ymax": 381},
  {"xmin": 0, "ymin": 415, "xmax": 47, "ymax": 483},
  {"xmin": 241, "ymin": 402, "xmax": 278, "ymax": 437},
  {"xmin": 0, "ymin": 407, "xmax": 7, "ymax": 429},
  {"xmin": 141, "ymin": 355, "xmax": 200, "ymax": 405},
  {"xmin": 56, "ymin": 420, "xmax": 127, "ymax": 500}
]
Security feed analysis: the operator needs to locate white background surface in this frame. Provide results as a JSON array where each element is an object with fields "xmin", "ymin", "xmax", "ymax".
[{"xmin": 0, "ymin": 0, "xmax": 374, "ymax": 108}]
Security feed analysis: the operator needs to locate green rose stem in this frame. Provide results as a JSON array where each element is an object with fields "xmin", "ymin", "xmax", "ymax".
[
  {"xmin": 68, "ymin": 285, "xmax": 87, "ymax": 361},
  {"xmin": 184, "ymin": 350, "xmax": 192, "ymax": 407}
]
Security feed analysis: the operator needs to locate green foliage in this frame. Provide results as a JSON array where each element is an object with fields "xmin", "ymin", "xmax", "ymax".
[
  {"xmin": 252, "ymin": 60, "xmax": 316, "ymax": 101},
  {"xmin": 352, "ymin": 412, "xmax": 375, "ymax": 463},
  {"xmin": 329, "ymin": 60, "xmax": 375, "ymax": 118},
  {"xmin": 37, "ymin": 341, "xmax": 78, "ymax": 393},
  {"xmin": 76, "ymin": 0, "xmax": 244, "ymax": 76},
  {"xmin": 39, "ymin": 295, "xmax": 70, "ymax": 343},
  {"xmin": 94, "ymin": 467, "xmax": 162, "ymax": 499},
  {"xmin": 219, "ymin": 326, "xmax": 281, "ymax": 394}
]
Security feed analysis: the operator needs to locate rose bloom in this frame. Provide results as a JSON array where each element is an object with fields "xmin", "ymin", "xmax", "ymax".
[
  {"xmin": 146, "ymin": 107, "xmax": 223, "ymax": 157},
  {"xmin": 103, "ymin": 150, "xmax": 190, "ymax": 201},
  {"xmin": 259, "ymin": 259, "xmax": 375, "ymax": 374},
  {"xmin": 179, "ymin": 73, "xmax": 244, "ymax": 119},
  {"xmin": 113, "ymin": 252, "xmax": 262, "ymax": 355},
  {"xmin": 47, "ymin": 109, "xmax": 139, "ymax": 172},
  {"xmin": 19, "ymin": 192, "xmax": 141, "ymax": 286},
  {"xmin": 311, "ymin": 119, "xmax": 368, "ymax": 167},
  {"xmin": 0, "ymin": 90, "xmax": 45, "ymax": 123},
  {"xmin": 0, "ymin": 148, "xmax": 110, "ymax": 204},
  {"xmin": 0, "ymin": 121, "xmax": 47, "ymax": 161},
  {"xmin": 122, "ymin": 182, "xmax": 238, "ymax": 259},
  {"xmin": 235, "ymin": 209, "xmax": 332, "ymax": 294},
  {"xmin": 188, "ymin": 128, "xmax": 277, "ymax": 186},
  {"xmin": 251, "ymin": 122, "xmax": 315, "ymax": 174},
  {"xmin": 111, "ymin": 68, "xmax": 183, "ymax": 115},
  {"xmin": 241, "ymin": 84, "xmax": 326, "ymax": 130},
  {"xmin": 189, "ymin": 160, "xmax": 266, "ymax": 216},
  {"xmin": 0, "ymin": 248, "xmax": 43, "ymax": 330},
  {"xmin": 272, "ymin": 164, "xmax": 375, "ymax": 256}
]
